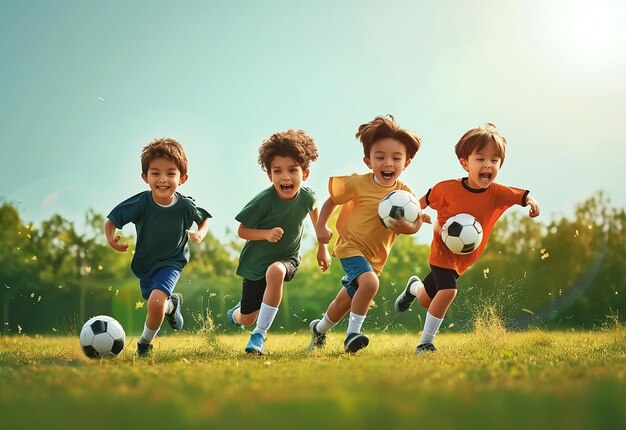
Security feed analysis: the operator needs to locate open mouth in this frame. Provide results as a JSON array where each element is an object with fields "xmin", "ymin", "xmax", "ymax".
[
  {"xmin": 381, "ymin": 171, "xmax": 394, "ymax": 180},
  {"xmin": 479, "ymin": 173, "xmax": 492, "ymax": 183},
  {"xmin": 280, "ymin": 184, "xmax": 294, "ymax": 192},
  {"xmin": 156, "ymin": 185, "xmax": 170, "ymax": 191}
]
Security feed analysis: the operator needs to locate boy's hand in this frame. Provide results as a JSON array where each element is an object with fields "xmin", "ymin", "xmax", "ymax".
[
  {"xmin": 187, "ymin": 229, "xmax": 206, "ymax": 244},
  {"xmin": 317, "ymin": 245, "xmax": 331, "ymax": 272},
  {"xmin": 387, "ymin": 212, "xmax": 431, "ymax": 235},
  {"xmin": 266, "ymin": 227, "xmax": 284, "ymax": 243},
  {"xmin": 527, "ymin": 196, "xmax": 540, "ymax": 218},
  {"xmin": 108, "ymin": 234, "xmax": 129, "ymax": 252},
  {"xmin": 315, "ymin": 225, "xmax": 333, "ymax": 244}
]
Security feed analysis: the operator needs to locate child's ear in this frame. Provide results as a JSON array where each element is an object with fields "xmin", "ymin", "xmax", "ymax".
[
  {"xmin": 179, "ymin": 174, "xmax": 188, "ymax": 185},
  {"xmin": 404, "ymin": 158, "xmax": 412, "ymax": 169},
  {"xmin": 141, "ymin": 172, "xmax": 148, "ymax": 184},
  {"xmin": 302, "ymin": 168, "xmax": 310, "ymax": 181},
  {"xmin": 363, "ymin": 156, "xmax": 372, "ymax": 169},
  {"xmin": 459, "ymin": 158, "xmax": 469, "ymax": 172}
]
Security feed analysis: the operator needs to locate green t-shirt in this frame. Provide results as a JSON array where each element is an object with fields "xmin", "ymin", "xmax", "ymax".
[
  {"xmin": 236, "ymin": 186, "xmax": 316, "ymax": 281},
  {"xmin": 107, "ymin": 191, "xmax": 211, "ymax": 278}
]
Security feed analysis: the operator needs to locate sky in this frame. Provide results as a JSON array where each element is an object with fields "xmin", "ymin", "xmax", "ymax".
[{"xmin": 1, "ymin": 0, "xmax": 625, "ymax": 246}]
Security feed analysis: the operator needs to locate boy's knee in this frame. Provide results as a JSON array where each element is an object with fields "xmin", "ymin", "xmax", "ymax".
[
  {"xmin": 266, "ymin": 262, "xmax": 287, "ymax": 280},
  {"xmin": 357, "ymin": 273, "xmax": 379, "ymax": 295}
]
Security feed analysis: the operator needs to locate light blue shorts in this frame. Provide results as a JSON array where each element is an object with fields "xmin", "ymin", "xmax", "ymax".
[
  {"xmin": 340, "ymin": 256, "xmax": 374, "ymax": 298},
  {"xmin": 139, "ymin": 266, "xmax": 182, "ymax": 300}
]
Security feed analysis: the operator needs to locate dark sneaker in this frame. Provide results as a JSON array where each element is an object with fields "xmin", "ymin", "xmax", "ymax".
[
  {"xmin": 226, "ymin": 301, "xmax": 242, "ymax": 327},
  {"xmin": 415, "ymin": 342, "xmax": 437, "ymax": 355},
  {"xmin": 136, "ymin": 342, "xmax": 153, "ymax": 357},
  {"xmin": 165, "ymin": 293, "xmax": 184, "ymax": 331},
  {"xmin": 245, "ymin": 332, "xmax": 265, "ymax": 355},
  {"xmin": 394, "ymin": 275, "xmax": 422, "ymax": 313},
  {"xmin": 344, "ymin": 332, "xmax": 369, "ymax": 354},
  {"xmin": 309, "ymin": 319, "xmax": 327, "ymax": 350}
]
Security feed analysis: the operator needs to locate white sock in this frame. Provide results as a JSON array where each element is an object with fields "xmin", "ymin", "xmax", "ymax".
[
  {"xmin": 252, "ymin": 302, "xmax": 278, "ymax": 337},
  {"xmin": 315, "ymin": 313, "xmax": 337, "ymax": 333},
  {"xmin": 347, "ymin": 312, "xmax": 366, "ymax": 334},
  {"xmin": 165, "ymin": 298, "xmax": 174, "ymax": 315},
  {"xmin": 409, "ymin": 278, "xmax": 424, "ymax": 296},
  {"xmin": 419, "ymin": 312, "xmax": 443, "ymax": 344},
  {"xmin": 139, "ymin": 324, "xmax": 159, "ymax": 344}
]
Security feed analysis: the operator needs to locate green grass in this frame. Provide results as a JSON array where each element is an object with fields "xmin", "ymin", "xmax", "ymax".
[{"xmin": 1, "ymin": 317, "xmax": 625, "ymax": 430}]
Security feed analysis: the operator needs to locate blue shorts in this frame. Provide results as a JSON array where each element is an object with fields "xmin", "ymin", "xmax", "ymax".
[
  {"xmin": 340, "ymin": 256, "xmax": 374, "ymax": 298},
  {"xmin": 139, "ymin": 266, "xmax": 182, "ymax": 300}
]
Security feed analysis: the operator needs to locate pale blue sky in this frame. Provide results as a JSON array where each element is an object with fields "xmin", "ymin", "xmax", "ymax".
[{"xmin": 2, "ymin": 0, "xmax": 625, "ymax": 244}]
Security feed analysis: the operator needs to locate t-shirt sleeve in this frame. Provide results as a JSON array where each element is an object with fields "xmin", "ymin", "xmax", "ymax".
[
  {"xmin": 495, "ymin": 185, "xmax": 529, "ymax": 208},
  {"xmin": 329, "ymin": 175, "xmax": 357, "ymax": 205},
  {"xmin": 107, "ymin": 193, "xmax": 145, "ymax": 229},
  {"xmin": 236, "ymin": 194, "xmax": 270, "ymax": 227},
  {"xmin": 182, "ymin": 195, "xmax": 212, "ymax": 224},
  {"xmin": 302, "ymin": 186, "xmax": 317, "ymax": 212}
]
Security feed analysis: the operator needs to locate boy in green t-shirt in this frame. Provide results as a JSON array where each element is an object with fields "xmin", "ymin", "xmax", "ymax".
[
  {"xmin": 105, "ymin": 138, "xmax": 211, "ymax": 356},
  {"xmin": 227, "ymin": 129, "xmax": 330, "ymax": 355}
]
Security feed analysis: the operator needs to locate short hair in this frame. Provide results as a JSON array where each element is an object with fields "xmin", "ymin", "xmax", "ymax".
[
  {"xmin": 455, "ymin": 123, "xmax": 507, "ymax": 166},
  {"xmin": 258, "ymin": 129, "xmax": 319, "ymax": 172},
  {"xmin": 355, "ymin": 114, "xmax": 421, "ymax": 159},
  {"xmin": 141, "ymin": 138, "xmax": 188, "ymax": 176}
]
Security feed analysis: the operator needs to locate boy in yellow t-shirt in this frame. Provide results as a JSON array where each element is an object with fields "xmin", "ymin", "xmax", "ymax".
[{"xmin": 312, "ymin": 115, "xmax": 425, "ymax": 353}]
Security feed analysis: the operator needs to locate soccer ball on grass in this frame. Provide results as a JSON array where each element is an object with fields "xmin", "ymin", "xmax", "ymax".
[{"xmin": 79, "ymin": 315, "xmax": 126, "ymax": 358}]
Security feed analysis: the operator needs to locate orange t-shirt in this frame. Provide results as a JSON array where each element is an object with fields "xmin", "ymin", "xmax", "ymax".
[
  {"xmin": 330, "ymin": 173, "xmax": 414, "ymax": 275},
  {"xmin": 422, "ymin": 178, "xmax": 528, "ymax": 275}
]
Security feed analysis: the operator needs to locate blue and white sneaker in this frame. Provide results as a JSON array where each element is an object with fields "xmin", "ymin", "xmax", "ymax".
[
  {"xmin": 309, "ymin": 319, "xmax": 327, "ymax": 350},
  {"xmin": 394, "ymin": 276, "xmax": 422, "ymax": 313},
  {"xmin": 165, "ymin": 293, "xmax": 184, "ymax": 330},
  {"xmin": 344, "ymin": 332, "xmax": 369, "ymax": 354},
  {"xmin": 245, "ymin": 332, "xmax": 265, "ymax": 355},
  {"xmin": 226, "ymin": 301, "xmax": 242, "ymax": 326}
]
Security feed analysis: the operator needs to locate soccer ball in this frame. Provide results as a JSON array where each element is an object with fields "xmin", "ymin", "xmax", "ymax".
[
  {"xmin": 378, "ymin": 190, "xmax": 421, "ymax": 229},
  {"xmin": 441, "ymin": 213, "xmax": 484, "ymax": 254},
  {"xmin": 79, "ymin": 315, "xmax": 126, "ymax": 358}
]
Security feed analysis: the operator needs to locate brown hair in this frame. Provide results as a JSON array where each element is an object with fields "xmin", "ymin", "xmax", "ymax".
[
  {"xmin": 258, "ymin": 129, "xmax": 319, "ymax": 172},
  {"xmin": 355, "ymin": 114, "xmax": 421, "ymax": 159},
  {"xmin": 455, "ymin": 123, "xmax": 507, "ymax": 166},
  {"xmin": 141, "ymin": 138, "xmax": 188, "ymax": 176}
]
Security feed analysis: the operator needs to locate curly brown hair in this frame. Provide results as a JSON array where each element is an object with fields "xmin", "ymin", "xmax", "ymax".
[
  {"xmin": 454, "ymin": 123, "xmax": 507, "ymax": 166},
  {"xmin": 355, "ymin": 114, "xmax": 421, "ymax": 160},
  {"xmin": 141, "ymin": 138, "xmax": 188, "ymax": 176},
  {"xmin": 258, "ymin": 129, "xmax": 319, "ymax": 172}
]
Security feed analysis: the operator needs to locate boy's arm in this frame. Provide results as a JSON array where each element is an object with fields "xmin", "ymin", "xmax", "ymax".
[
  {"xmin": 104, "ymin": 219, "xmax": 129, "ymax": 252},
  {"xmin": 187, "ymin": 217, "xmax": 210, "ymax": 244},
  {"xmin": 309, "ymin": 208, "xmax": 331, "ymax": 272},
  {"xmin": 314, "ymin": 197, "xmax": 337, "ymax": 244},
  {"xmin": 526, "ymin": 195, "xmax": 540, "ymax": 218},
  {"xmin": 238, "ymin": 223, "xmax": 284, "ymax": 243}
]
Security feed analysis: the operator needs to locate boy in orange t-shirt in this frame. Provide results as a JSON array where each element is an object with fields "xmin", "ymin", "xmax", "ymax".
[
  {"xmin": 312, "ymin": 115, "xmax": 424, "ymax": 354},
  {"xmin": 394, "ymin": 123, "xmax": 540, "ymax": 354}
]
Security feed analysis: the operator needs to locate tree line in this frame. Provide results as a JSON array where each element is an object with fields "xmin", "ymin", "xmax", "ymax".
[{"xmin": 0, "ymin": 192, "xmax": 623, "ymax": 336}]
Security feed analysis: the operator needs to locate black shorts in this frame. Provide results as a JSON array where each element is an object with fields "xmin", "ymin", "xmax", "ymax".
[
  {"xmin": 422, "ymin": 264, "xmax": 460, "ymax": 299},
  {"xmin": 240, "ymin": 257, "xmax": 300, "ymax": 314}
]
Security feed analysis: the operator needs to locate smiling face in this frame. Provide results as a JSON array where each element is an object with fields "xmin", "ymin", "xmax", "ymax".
[
  {"xmin": 268, "ymin": 155, "xmax": 309, "ymax": 200},
  {"xmin": 141, "ymin": 157, "xmax": 188, "ymax": 205},
  {"xmin": 363, "ymin": 137, "xmax": 411, "ymax": 187},
  {"xmin": 460, "ymin": 141, "xmax": 502, "ymax": 189}
]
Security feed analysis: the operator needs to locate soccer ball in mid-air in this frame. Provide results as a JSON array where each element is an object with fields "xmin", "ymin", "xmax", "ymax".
[
  {"xmin": 378, "ymin": 190, "xmax": 421, "ymax": 229},
  {"xmin": 441, "ymin": 213, "xmax": 484, "ymax": 254},
  {"xmin": 79, "ymin": 315, "xmax": 126, "ymax": 358}
]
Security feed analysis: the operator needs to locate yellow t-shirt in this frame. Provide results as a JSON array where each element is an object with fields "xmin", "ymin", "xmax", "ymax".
[{"xmin": 330, "ymin": 173, "xmax": 414, "ymax": 275}]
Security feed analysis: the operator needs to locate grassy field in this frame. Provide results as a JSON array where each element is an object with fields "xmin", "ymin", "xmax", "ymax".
[{"xmin": 1, "ymin": 316, "xmax": 625, "ymax": 430}]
